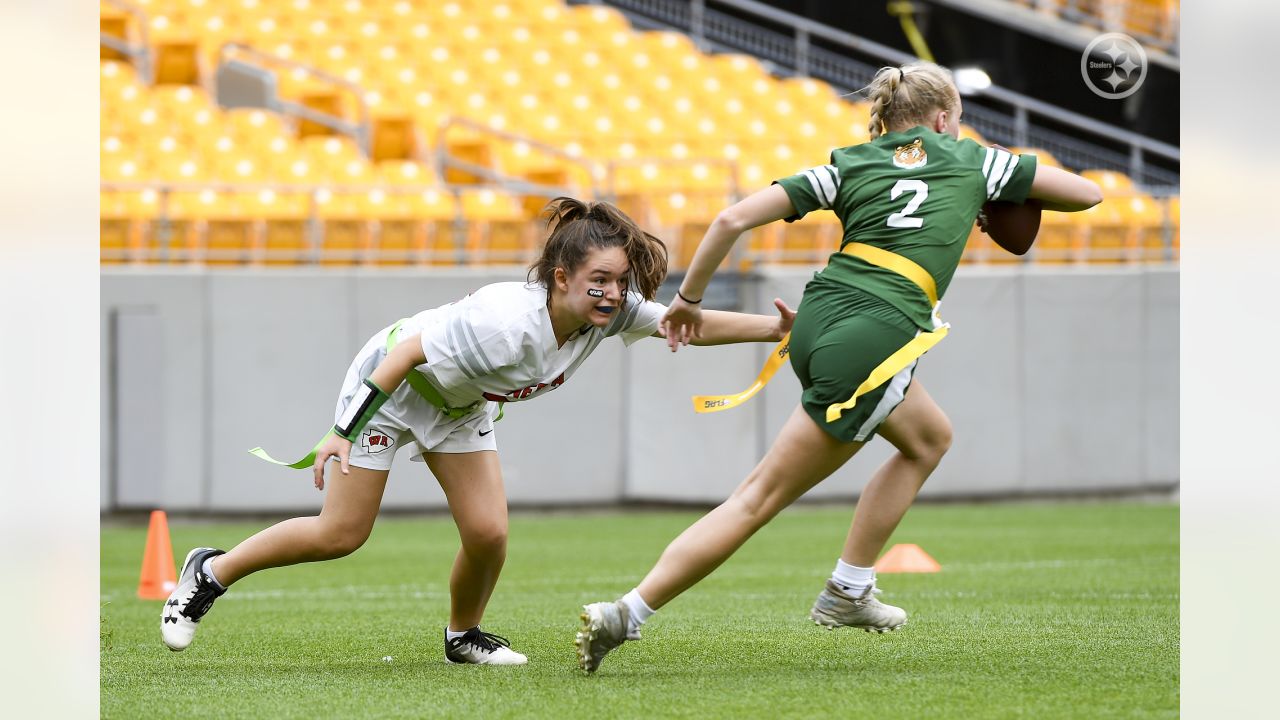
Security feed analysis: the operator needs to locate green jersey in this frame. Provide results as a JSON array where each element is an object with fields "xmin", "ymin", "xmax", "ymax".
[{"xmin": 774, "ymin": 126, "xmax": 1038, "ymax": 330}]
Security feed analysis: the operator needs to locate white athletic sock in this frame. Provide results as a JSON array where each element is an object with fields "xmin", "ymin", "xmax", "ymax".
[
  {"xmin": 445, "ymin": 627, "xmax": 474, "ymax": 641},
  {"xmin": 620, "ymin": 589, "xmax": 654, "ymax": 638},
  {"xmin": 201, "ymin": 558, "xmax": 226, "ymax": 591},
  {"xmin": 831, "ymin": 559, "xmax": 876, "ymax": 596}
]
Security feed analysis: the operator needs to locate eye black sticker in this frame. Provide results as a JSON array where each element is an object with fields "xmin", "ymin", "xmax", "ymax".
[{"xmin": 587, "ymin": 288, "xmax": 604, "ymax": 298}]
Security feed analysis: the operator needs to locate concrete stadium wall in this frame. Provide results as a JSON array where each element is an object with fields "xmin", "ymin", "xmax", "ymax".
[{"xmin": 100, "ymin": 265, "xmax": 1179, "ymax": 512}]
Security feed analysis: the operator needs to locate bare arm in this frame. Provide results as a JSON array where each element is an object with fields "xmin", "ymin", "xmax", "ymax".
[
  {"xmin": 1027, "ymin": 164, "xmax": 1104, "ymax": 212},
  {"xmin": 651, "ymin": 299, "xmax": 794, "ymax": 346},
  {"xmin": 676, "ymin": 184, "xmax": 798, "ymax": 304},
  {"xmin": 368, "ymin": 332, "xmax": 428, "ymax": 391},
  {"xmin": 312, "ymin": 333, "xmax": 427, "ymax": 489},
  {"xmin": 663, "ymin": 185, "xmax": 798, "ymax": 351}
]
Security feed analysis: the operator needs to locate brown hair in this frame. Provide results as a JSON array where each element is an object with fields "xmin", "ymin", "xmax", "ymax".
[
  {"xmin": 528, "ymin": 197, "xmax": 669, "ymax": 302},
  {"xmin": 865, "ymin": 62, "xmax": 960, "ymax": 140}
]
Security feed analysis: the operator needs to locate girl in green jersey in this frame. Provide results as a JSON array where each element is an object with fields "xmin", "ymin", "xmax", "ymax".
[{"xmin": 576, "ymin": 62, "xmax": 1103, "ymax": 672}]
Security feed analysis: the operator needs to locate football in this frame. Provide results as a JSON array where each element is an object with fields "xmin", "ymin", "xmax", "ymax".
[{"xmin": 981, "ymin": 198, "xmax": 1043, "ymax": 256}]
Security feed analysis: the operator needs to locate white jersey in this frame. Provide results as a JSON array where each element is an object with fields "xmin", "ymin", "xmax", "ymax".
[{"xmin": 397, "ymin": 281, "xmax": 666, "ymax": 408}]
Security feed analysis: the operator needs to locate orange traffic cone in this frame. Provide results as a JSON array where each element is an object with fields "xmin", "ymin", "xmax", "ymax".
[
  {"xmin": 874, "ymin": 543, "xmax": 941, "ymax": 573},
  {"xmin": 137, "ymin": 510, "xmax": 178, "ymax": 600}
]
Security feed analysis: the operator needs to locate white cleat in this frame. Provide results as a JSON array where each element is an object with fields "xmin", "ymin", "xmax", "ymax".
[
  {"xmin": 444, "ymin": 628, "xmax": 528, "ymax": 665},
  {"xmin": 575, "ymin": 600, "xmax": 637, "ymax": 673},
  {"xmin": 809, "ymin": 580, "xmax": 907, "ymax": 633},
  {"xmin": 161, "ymin": 547, "xmax": 227, "ymax": 651}
]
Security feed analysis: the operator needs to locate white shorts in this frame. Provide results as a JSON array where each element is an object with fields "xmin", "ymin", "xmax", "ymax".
[{"xmin": 334, "ymin": 326, "xmax": 499, "ymax": 471}]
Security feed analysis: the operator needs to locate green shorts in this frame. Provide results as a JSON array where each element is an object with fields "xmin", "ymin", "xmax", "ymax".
[{"xmin": 789, "ymin": 276, "xmax": 920, "ymax": 443}]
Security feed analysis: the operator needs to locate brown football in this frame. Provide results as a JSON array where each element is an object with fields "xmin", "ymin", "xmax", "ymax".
[{"xmin": 981, "ymin": 199, "xmax": 1042, "ymax": 256}]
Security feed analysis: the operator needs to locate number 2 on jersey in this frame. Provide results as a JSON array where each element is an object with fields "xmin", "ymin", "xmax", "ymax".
[{"xmin": 886, "ymin": 179, "xmax": 928, "ymax": 229}]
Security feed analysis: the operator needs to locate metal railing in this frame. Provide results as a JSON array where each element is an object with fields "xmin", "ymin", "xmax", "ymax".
[
  {"xmin": 99, "ymin": 179, "xmax": 574, "ymax": 266},
  {"xmin": 434, "ymin": 116, "xmax": 605, "ymax": 198},
  {"xmin": 100, "ymin": 0, "xmax": 153, "ymax": 82},
  {"xmin": 214, "ymin": 43, "xmax": 373, "ymax": 156},
  {"xmin": 586, "ymin": 0, "xmax": 1179, "ymax": 189}
]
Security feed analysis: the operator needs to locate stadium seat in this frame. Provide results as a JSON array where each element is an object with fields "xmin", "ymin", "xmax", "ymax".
[
  {"xmin": 98, "ymin": 0, "xmax": 1175, "ymax": 268},
  {"xmin": 154, "ymin": 39, "xmax": 201, "ymax": 85},
  {"xmin": 1081, "ymin": 169, "xmax": 1136, "ymax": 197},
  {"xmin": 1033, "ymin": 208, "xmax": 1083, "ymax": 264},
  {"xmin": 460, "ymin": 190, "xmax": 532, "ymax": 264}
]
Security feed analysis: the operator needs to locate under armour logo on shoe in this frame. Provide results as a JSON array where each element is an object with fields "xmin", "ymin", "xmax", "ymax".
[
  {"xmin": 164, "ymin": 615, "xmax": 178, "ymax": 624},
  {"xmin": 167, "ymin": 599, "xmax": 179, "ymax": 607}
]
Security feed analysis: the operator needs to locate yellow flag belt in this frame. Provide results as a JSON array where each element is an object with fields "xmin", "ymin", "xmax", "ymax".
[{"xmin": 691, "ymin": 242, "xmax": 950, "ymax": 422}]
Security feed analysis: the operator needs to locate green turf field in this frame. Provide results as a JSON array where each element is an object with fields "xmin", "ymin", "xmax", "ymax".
[{"xmin": 101, "ymin": 503, "xmax": 1177, "ymax": 719}]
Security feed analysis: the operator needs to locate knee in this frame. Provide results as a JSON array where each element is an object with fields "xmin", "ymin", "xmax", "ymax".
[
  {"xmin": 912, "ymin": 413, "xmax": 953, "ymax": 465},
  {"xmin": 316, "ymin": 522, "xmax": 372, "ymax": 560},
  {"xmin": 460, "ymin": 521, "xmax": 508, "ymax": 559},
  {"xmin": 729, "ymin": 474, "xmax": 786, "ymax": 529}
]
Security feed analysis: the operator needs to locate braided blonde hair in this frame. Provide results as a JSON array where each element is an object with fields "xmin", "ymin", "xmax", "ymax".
[{"xmin": 865, "ymin": 62, "xmax": 960, "ymax": 140}]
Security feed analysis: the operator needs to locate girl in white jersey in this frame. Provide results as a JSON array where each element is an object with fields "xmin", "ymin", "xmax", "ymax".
[{"xmin": 159, "ymin": 198, "xmax": 795, "ymax": 665}]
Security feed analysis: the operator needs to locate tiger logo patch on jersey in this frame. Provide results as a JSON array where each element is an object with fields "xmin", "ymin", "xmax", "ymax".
[{"xmin": 892, "ymin": 138, "xmax": 928, "ymax": 169}]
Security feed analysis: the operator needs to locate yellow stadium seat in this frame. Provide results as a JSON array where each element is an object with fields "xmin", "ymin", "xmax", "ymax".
[
  {"xmin": 198, "ymin": 192, "xmax": 257, "ymax": 266},
  {"xmin": 250, "ymin": 190, "xmax": 312, "ymax": 265},
  {"xmin": 1125, "ymin": 0, "xmax": 1178, "ymax": 43},
  {"xmin": 154, "ymin": 39, "xmax": 202, "ymax": 85},
  {"xmin": 1075, "ymin": 200, "xmax": 1132, "ymax": 264},
  {"xmin": 774, "ymin": 212, "xmax": 839, "ymax": 265},
  {"xmin": 1124, "ymin": 194, "xmax": 1167, "ymax": 262},
  {"xmin": 100, "ymin": 190, "xmax": 154, "ymax": 263},
  {"xmin": 1011, "ymin": 147, "xmax": 1063, "ymax": 168},
  {"xmin": 442, "ymin": 138, "xmax": 496, "ymax": 185},
  {"xmin": 565, "ymin": 3, "xmax": 631, "ymax": 35},
  {"xmin": 460, "ymin": 189, "xmax": 532, "ymax": 264},
  {"xmin": 315, "ymin": 192, "xmax": 370, "ymax": 265},
  {"xmin": 961, "ymin": 218, "xmax": 1004, "ymax": 265},
  {"xmin": 101, "ymin": 13, "xmax": 132, "ymax": 62},
  {"xmin": 370, "ymin": 114, "xmax": 417, "ymax": 161},
  {"xmin": 1034, "ymin": 208, "xmax": 1085, "ymax": 264},
  {"xmin": 296, "ymin": 90, "xmax": 346, "ymax": 138},
  {"xmin": 1081, "ymin": 169, "xmax": 1136, "ymax": 196},
  {"xmin": 958, "ymin": 124, "xmax": 987, "ymax": 145},
  {"xmin": 364, "ymin": 189, "xmax": 428, "ymax": 266},
  {"xmin": 408, "ymin": 188, "xmax": 464, "ymax": 265}
]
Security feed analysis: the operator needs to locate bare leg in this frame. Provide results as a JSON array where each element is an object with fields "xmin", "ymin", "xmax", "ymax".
[
  {"xmin": 425, "ymin": 450, "xmax": 508, "ymax": 631},
  {"xmin": 210, "ymin": 465, "xmax": 390, "ymax": 586},
  {"xmin": 636, "ymin": 406, "xmax": 863, "ymax": 610},
  {"xmin": 841, "ymin": 379, "xmax": 953, "ymax": 566}
]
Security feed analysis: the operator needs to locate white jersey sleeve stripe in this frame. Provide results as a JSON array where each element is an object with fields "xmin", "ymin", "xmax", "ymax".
[
  {"xmin": 814, "ymin": 166, "xmax": 838, "ymax": 206},
  {"xmin": 447, "ymin": 316, "xmax": 483, "ymax": 380},
  {"xmin": 981, "ymin": 147, "xmax": 995, "ymax": 178},
  {"xmin": 801, "ymin": 169, "xmax": 830, "ymax": 209},
  {"xmin": 985, "ymin": 151, "xmax": 1011, "ymax": 199},
  {"xmin": 991, "ymin": 154, "xmax": 1020, "ymax": 201},
  {"xmin": 460, "ymin": 319, "xmax": 498, "ymax": 375},
  {"xmin": 441, "ymin": 316, "xmax": 472, "ymax": 379},
  {"xmin": 821, "ymin": 164, "xmax": 841, "ymax": 191}
]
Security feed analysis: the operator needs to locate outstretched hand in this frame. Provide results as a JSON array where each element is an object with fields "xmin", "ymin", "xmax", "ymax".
[
  {"xmin": 662, "ymin": 295, "xmax": 703, "ymax": 352},
  {"xmin": 312, "ymin": 433, "xmax": 352, "ymax": 490},
  {"xmin": 772, "ymin": 297, "xmax": 796, "ymax": 339}
]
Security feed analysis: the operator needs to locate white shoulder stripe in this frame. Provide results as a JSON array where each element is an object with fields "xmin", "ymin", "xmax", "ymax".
[
  {"xmin": 982, "ymin": 147, "xmax": 995, "ymax": 178},
  {"xmin": 814, "ymin": 168, "xmax": 837, "ymax": 206},
  {"xmin": 820, "ymin": 164, "xmax": 841, "ymax": 198},
  {"xmin": 985, "ymin": 151, "xmax": 1011, "ymax": 199},
  {"xmin": 991, "ymin": 154, "xmax": 1020, "ymax": 201},
  {"xmin": 801, "ymin": 169, "xmax": 830, "ymax": 209}
]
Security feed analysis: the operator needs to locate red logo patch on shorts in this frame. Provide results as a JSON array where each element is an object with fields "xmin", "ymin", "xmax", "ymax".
[{"xmin": 361, "ymin": 430, "xmax": 393, "ymax": 454}]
